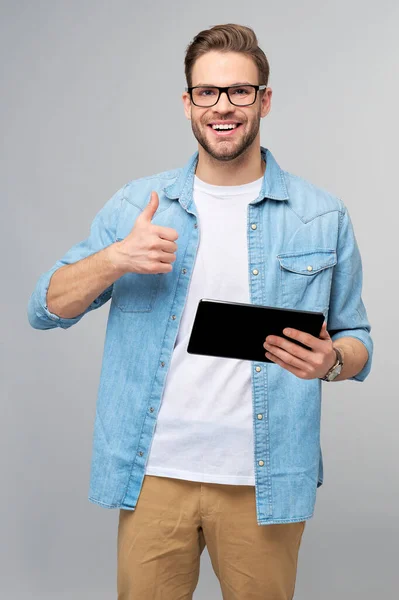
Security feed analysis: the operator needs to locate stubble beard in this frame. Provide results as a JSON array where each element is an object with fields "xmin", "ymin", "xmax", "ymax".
[{"xmin": 191, "ymin": 110, "xmax": 261, "ymax": 162}]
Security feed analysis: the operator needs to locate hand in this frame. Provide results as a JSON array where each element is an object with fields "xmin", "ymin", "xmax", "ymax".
[
  {"xmin": 113, "ymin": 191, "xmax": 179, "ymax": 274},
  {"xmin": 263, "ymin": 321, "xmax": 337, "ymax": 380}
]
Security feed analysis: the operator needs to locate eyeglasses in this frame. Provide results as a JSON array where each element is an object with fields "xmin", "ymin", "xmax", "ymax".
[{"xmin": 186, "ymin": 84, "xmax": 267, "ymax": 107}]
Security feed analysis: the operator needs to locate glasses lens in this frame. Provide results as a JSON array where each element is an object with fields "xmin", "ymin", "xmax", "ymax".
[
  {"xmin": 191, "ymin": 86, "xmax": 256, "ymax": 107},
  {"xmin": 228, "ymin": 86, "xmax": 256, "ymax": 105},
  {"xmin": 192, "ymin": 87, "xmax": 219, "ymax": 107}
]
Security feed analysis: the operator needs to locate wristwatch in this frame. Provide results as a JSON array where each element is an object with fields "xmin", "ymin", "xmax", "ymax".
[{"xmin": 319, "ymin": 347, "xmax": 344, "ymax": 381}]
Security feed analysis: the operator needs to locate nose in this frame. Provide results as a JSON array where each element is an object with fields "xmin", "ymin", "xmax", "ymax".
[{"xmin": 214, "ymin": 90, "xmax": 234, "ymax": 111}]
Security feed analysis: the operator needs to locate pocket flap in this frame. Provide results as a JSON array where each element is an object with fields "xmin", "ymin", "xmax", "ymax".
[{"xmin": 277, "ymin": 249, "xmax": 337, "ymax": 275}]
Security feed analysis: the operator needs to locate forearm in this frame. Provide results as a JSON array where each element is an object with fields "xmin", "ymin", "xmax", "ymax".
[
  {"xmin": 46, "ymin": 243, "xmax": 125, "ymax": 319},
  {"xmin": 331, "ymin": 337, "xmax": 369, "ymax": 381}
]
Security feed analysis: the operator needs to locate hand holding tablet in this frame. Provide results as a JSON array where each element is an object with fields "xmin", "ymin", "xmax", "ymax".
[{"xmin": 187, "ymin": 298, "xmax": 325, "ymax": 363}]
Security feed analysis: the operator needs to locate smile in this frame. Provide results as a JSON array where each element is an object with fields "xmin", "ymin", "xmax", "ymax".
[{"xmin": 207, "ymin": 123, "xmax": 242, "ymax": 136}]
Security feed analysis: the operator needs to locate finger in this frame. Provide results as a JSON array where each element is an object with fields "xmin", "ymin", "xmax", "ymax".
[
  {"xmin": 265, "ymin": 335, "xmax": 311, "ymax": 361},
  {"xmin": 318, "ymin": 321, "xmax": 331, "ymax": 340},
  {"xmin": 266, "ymin": 351, "xmax": 306, "ymax": 378},
  {"xmin": 140, "ymin": 191, "xmax": 159, "ymax": 222},
  {"xmin": 154, "ymin": 225, "xmax": 179, "ymax": 242},
  {"xmin": 158, "ymin": 248, "xmax": 177, "ymax": 263},
  {"xmin": 281, "ymin": 327, "xmax": 326, "ymax": 351},
  {"xmin": 264, "ymin": 343, "xmax": 310, "ymax": 371},
  {"xmin": 158, "ymin": 238, "xmax": 178, "ymax": 253}
]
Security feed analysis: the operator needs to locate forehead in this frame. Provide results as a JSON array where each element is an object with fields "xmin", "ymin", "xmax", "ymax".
[{"xmin": 191, "ymin": 51, "xmax": 258, "ymax": 86}]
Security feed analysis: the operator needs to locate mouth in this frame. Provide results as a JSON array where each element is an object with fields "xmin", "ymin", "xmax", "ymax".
[{"xmin": 207, "ymin": 123, "xmax": 242, "ymax": 137}]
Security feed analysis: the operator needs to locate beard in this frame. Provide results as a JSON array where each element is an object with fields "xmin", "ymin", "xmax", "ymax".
[{"xmin": 190, "ymin": 109, "xmax": 261, "ymax": 162}]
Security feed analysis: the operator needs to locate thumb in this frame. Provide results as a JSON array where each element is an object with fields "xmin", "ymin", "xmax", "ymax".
[
  {"xmin": 141, "ymin": 191, "xmax": 159, "ymax": 222},
  {"xmin": 319, "ymin": 320, "xmax": 331, "ymax": 340}
]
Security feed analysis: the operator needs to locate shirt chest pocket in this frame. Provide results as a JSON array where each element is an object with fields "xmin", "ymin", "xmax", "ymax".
[
  {"xmin": 111, "ymin": 237, "xmax": 162, "ymax": 313},
  {"xmin": 112, "ymin": 272, "xmax": 161, "ymax": 312},
  {"xmin": 277, "ymin": 249, "xmax": 337, "ymax": 312}
]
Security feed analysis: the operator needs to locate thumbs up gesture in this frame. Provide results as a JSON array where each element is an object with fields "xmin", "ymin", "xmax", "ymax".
[{"xmin": 114, "ymin": 191, "xmax": 179, "ymax": 274}]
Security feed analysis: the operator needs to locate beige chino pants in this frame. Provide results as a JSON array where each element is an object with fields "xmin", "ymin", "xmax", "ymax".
[{"xmin": 117, "ymin": 474, "xmax": 306, "ymax": 600}]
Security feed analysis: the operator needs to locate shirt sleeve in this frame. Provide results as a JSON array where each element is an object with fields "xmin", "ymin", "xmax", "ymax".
[
  {"xmin": 327, "ymin": 202, "xmax": 373, "ymax": 381},
  {"xmin": 27, "ymin": 185, "xmax": 125, "ymax": 330}
]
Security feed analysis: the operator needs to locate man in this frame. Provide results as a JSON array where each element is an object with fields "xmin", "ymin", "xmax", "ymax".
[{"xmin": 28, "ymin": 23, "xmax": 373, "ymax": 600}]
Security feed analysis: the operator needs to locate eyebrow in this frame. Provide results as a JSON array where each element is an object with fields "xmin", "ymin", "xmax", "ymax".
[{"xmin": 194, "ymin": 81, "xmax": 253, "ymax": 87}]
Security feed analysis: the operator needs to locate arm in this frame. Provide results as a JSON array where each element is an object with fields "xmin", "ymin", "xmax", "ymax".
[
  {"xmin": 331, "ymin": 337, "xmax": 369, "ymax": 382},
  {"xmin": 45, "ymin": 244, "xmax": 125, "ymax": 319},
  {"xmin": 27, "ymin": 185, "xmax": 126, "ymax": 330},
  {"xmin": 327, "ymin": 202, "xmax": 373, "ymax": 381}
]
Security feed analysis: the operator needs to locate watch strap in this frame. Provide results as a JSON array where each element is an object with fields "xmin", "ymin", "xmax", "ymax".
[{"xmin": 320, "ymin": 347, "xmax": 343, "ymax": 381}]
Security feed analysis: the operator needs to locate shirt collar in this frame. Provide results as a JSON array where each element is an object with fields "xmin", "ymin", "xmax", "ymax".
[{"xmin": 163, "ymin": 146, "xmax": 289, "ymax": 206}]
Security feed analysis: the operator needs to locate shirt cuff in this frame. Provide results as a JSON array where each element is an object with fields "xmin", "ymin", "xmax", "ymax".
[
  {"xmin": 331, "ymin": 329, "xmax": 373, "ymax": 382},
  {"xmin": 32, "ymin": 266, "xmax": 85, "ymax": 329}
]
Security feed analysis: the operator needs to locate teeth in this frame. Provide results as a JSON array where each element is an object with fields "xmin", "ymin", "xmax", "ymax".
[{"xmin": 212, "ymin": 124, "xmax": 238, "ymax": 130}]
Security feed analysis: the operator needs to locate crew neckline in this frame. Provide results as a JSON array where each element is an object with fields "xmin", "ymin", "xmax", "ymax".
[{"xmin": 194, "ymin": 174, "xmax": 264, "ymax": 196}]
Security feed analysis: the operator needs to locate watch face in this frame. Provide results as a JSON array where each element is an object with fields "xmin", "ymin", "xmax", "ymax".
[{"xmin": 328, "ymin": 364, "xmax": 342, "ymax": 380}]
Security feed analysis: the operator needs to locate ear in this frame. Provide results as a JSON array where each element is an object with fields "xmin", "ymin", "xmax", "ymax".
[
  {"xmin": 182, "ymin": 91, "xmax": 192, "ymax": 120},
  {"xmin": 260, "ymin": 88, "xmax": 272, "ymax": 119}
]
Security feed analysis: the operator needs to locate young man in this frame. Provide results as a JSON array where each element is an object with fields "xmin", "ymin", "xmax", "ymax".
[{"xmin": 28, "ymin": 23, "xmax": 373, "ymax": 600}]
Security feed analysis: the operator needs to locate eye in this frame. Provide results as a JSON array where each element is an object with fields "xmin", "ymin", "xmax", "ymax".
[
  {"xmin": 231, "ymin": 87, "xmax": 251, "ymax": 96},
  {"xmin": 196, "ymin": 87, "xmax": 217, "ymax": 96}
]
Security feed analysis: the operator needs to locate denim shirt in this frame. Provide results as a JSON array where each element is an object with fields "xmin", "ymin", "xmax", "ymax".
[{"xmin": 28, "ymin": 146, "xmax": 373, "ymax": 525}]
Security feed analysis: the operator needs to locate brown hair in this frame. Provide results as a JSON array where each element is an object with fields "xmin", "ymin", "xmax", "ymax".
[{"xmin": 184, "ymin": 24, "xmax": 270, "ymax": 89}]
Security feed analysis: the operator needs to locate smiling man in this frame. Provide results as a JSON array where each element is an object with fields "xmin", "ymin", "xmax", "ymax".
[{"xmin": 28, "ymin": 23, "xmax": 373, "ymax": 600}]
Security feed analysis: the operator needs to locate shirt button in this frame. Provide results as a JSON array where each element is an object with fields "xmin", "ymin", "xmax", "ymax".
[
  {"xmin": 171, "ymin": 315, "xmax": 176, "ymax": 320},
  {"xmin": 161, "ymin": 361, "xmax": 165, "ymax": 367},
  {"xmin": 139, "ymin": 451, "xmax": 143, "ymax": 457},
  {"xmin": 257, "ymin": 414, "xmax": 263, "ymax": 420},
  {"xmin": 251, "ymin": 224, "xmax": 257, "ymax": 230},
  {"xmin": 258, "ymin": 460, "xmax": 264, "ymax": 466},
  {"xmin": 252, "ymin": 269, "xmax": 259, "ymax": 275},
  {"xmin": 182, "ymin": 268, "xmax": 187, "ymax": 274},
  {"xmin": 255, "ymin": 366, "xmax": 261, "ymax": 372},
  {"xmin": 307, "ymin": 265, "xmax": 313, "ymax": 271},
  {"xmin": 149, "ymin": 407, "xmax": 154, "ymax": 413},
  {"xmin": 194, "ymin": 223, "xmax": 198, "ymax": 228}
]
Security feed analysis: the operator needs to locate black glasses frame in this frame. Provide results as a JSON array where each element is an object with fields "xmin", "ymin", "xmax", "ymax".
[{"xmin": 186, "ymin": 84, "xmax": 267, "ymax": 107}]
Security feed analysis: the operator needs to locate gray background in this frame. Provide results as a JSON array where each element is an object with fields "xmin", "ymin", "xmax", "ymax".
[{"xmin": 2, "ymin": 0, "xmax": 397, "ymax": 598}]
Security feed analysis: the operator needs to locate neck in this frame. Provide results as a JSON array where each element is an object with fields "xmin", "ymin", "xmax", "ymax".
[{"xmin": 195, "ymin": 142, "xmax": 266, "ymax": 186}]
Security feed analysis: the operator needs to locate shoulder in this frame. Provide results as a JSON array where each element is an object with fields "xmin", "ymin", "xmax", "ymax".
[
  {"xmin": 282, "ymin": 169, "xmax": 346, "ymax": 223},
  {"xmin": 122, "ymin": 167, "xmax": 181, "ymax": 210}
]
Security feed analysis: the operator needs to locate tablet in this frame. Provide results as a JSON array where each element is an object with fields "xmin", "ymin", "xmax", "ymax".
[{"xmin": 187, "ymin": 298, "xmax": 325, "ymax": 363}]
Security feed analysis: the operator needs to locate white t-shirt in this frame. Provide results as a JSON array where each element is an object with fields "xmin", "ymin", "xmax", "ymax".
[{"xmin": 145, "ymin": 174, "xmax": 264, "ymax": 485}]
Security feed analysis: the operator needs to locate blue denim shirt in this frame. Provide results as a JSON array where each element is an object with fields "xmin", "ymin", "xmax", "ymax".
[{"xmin": 28, "ymin": 146, "xmax": 373, "ymax": 525}]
